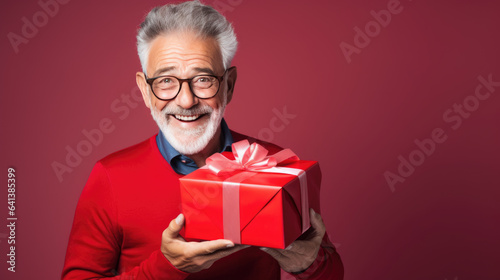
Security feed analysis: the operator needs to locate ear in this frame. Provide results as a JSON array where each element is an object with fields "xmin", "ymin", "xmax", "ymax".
[
  {"xmin": 224, "ymin": 66, "xmax": 237, "ymax": 105},
  {"xmin": 136, "ymin": 72, "xmax": 151, "ymax": 109}
]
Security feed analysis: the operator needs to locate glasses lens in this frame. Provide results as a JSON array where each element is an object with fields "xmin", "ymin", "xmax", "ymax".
[
  {"xmin": 153, "ymin": 77, "xmax": 180, "ymax": 100},
  {"xmin": 191, "ymin": 76, "xmax": 219, "ymax": 98}
]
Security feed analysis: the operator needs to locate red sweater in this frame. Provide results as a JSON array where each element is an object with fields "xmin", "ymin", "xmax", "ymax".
[{"xmin": 62, "ymin": 132, "xmax": 343, "ymax": 279}]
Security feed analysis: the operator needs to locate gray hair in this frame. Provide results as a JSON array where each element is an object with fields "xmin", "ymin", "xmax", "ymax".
[{"xmin": 136, "ymin": 0, "xmax": 238, "ymax": 75}]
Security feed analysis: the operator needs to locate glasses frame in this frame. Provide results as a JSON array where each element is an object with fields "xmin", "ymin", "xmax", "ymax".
[{"xmin": 145, "ymin": 66, "xmax": 235, "ymax": 101}]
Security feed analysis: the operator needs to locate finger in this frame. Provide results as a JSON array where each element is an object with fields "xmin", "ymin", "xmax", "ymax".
[
  {"xmin": 164, "ymin": 213, "xmax": 184, "ymax": 239},
  {"xmin": 283, "ymin": 241, "xmax": 308, "ymax": 255},
  {"xmin": 310, "ymin": 209, "xmax": 326, "ymax": 239},
  {"xmin": 260, "ymin": 247, "xmax": 285, "ymax": 261},
  {"xmin": 208, "ymin": 244, "xmax": 249, "ymax": 260},
  {"xmin": 197, "ymin": 245, "xmax": 249, "ymax": 271},
  {"xmin": 188, "ymin": 239, "xmax": 235, "ymax": 256}
]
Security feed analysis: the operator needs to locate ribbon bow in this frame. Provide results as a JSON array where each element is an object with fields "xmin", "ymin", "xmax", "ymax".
[
  {"xmin": 206, "ymin": 140, "xmax": 299, "ymax": 175},
  {"xmin": 202, "ymin": 140, "xmax": 311, "ymax": 243}
]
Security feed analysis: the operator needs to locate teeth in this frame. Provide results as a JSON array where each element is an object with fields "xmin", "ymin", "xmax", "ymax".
[{"xmin": 174, "ymin": 114, "xmax": 200, "ymax": 121}]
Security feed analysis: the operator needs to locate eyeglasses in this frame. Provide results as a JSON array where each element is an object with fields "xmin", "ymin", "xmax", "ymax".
[{"xmin": 145, "ymin": 66, "xmax": 235, "ymax": 101}]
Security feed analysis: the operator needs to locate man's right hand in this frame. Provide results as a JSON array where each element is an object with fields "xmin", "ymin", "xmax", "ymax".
[{"xmin": 161, "ymin": 213, "xmax": 247, "ymax": 273}]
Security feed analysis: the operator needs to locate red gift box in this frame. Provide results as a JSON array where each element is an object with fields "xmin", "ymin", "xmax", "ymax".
[{"xmin": 179, "ymin": 140, "xmax": 321, "ymax": 249}]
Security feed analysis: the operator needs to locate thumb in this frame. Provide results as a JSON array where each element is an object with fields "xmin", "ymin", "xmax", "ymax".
[
  {"xmin": 310, "ymin": 209, "xmax": 326, "ymax": 238},
  {"xmin": 164, "ymin": 213, "xmax": 184, "ymax": 239}
]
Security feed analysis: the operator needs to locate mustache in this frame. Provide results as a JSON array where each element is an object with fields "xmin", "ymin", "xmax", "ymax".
[{"xmin": 162, "ymin": 104, "xmax": 213, "ymax": 115}]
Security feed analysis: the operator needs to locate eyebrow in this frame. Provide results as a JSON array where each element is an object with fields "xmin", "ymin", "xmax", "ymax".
[
  {"xmin": 193, "ymin": 67, "xmax": 215, "ymax": 75},
  {"xmin": 152, "ymin": 66, "xmax": 175, "ymax": 77},
  {"xmin": 152, "ymin": 66, "xmax": 216, "ymax": 78}
]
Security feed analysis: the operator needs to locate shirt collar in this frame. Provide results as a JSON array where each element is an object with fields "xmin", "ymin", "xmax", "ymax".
[{"xmin": 156, "ymin": 118, "xmax": 233, "ymax": 174}]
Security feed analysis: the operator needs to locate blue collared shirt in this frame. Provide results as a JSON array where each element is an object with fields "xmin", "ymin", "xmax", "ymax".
[{"xmin": 156, "ymin": 118, "xmax": 234, "ymax": 175}]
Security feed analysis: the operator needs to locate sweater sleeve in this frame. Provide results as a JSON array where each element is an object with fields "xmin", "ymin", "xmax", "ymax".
[
  {"xmin": 283, "ymin": 233, "xmax": 344, "ymax": 280},
  {"xmin": 61, "ymin": 162, "xmax": 189, "ymax": 280}
]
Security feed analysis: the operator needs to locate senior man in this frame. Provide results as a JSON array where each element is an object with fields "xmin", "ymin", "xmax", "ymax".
[{"xmin": 62, "ymin": 1, "xmax": 343, "ymax": 279}]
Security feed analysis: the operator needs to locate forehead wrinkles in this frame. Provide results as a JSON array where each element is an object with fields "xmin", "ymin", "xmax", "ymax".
[
  {"xmin": 153, "ymin": 49, "xmax": 215, "ymax": 74},
  {"xmin": 148, "ymin": 34, "xmax": 223, "ymax": 76}
]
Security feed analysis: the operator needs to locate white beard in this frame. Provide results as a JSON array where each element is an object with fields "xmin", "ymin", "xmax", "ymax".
[{"xmin": 150, "ymin": 98, "xmax": 226, "ymax": 156}]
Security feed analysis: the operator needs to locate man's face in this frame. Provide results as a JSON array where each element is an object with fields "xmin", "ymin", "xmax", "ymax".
[{"xmin": 136, "ymin": 31, "xmax": 236, "ymax": 155}]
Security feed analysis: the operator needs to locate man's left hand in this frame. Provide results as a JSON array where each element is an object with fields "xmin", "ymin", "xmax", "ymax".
[{"xmin": 260, "ymin": 208, "xmax": 326, "ymax": 273}]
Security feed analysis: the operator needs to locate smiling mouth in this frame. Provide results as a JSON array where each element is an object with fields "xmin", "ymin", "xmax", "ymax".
[{"xmin": 171, "ymin": 114, "xmax": 206, "ymax": 122}]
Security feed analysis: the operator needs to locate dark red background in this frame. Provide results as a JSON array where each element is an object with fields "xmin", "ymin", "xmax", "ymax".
[{"xmin": 1, "ymin": 0, "xmax": 499, "ymax": 279}]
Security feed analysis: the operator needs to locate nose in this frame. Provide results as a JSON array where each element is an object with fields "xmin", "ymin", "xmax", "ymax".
[{"xmin": 174, "ymin": 81, "xmax": 198, "ymax": 109}]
